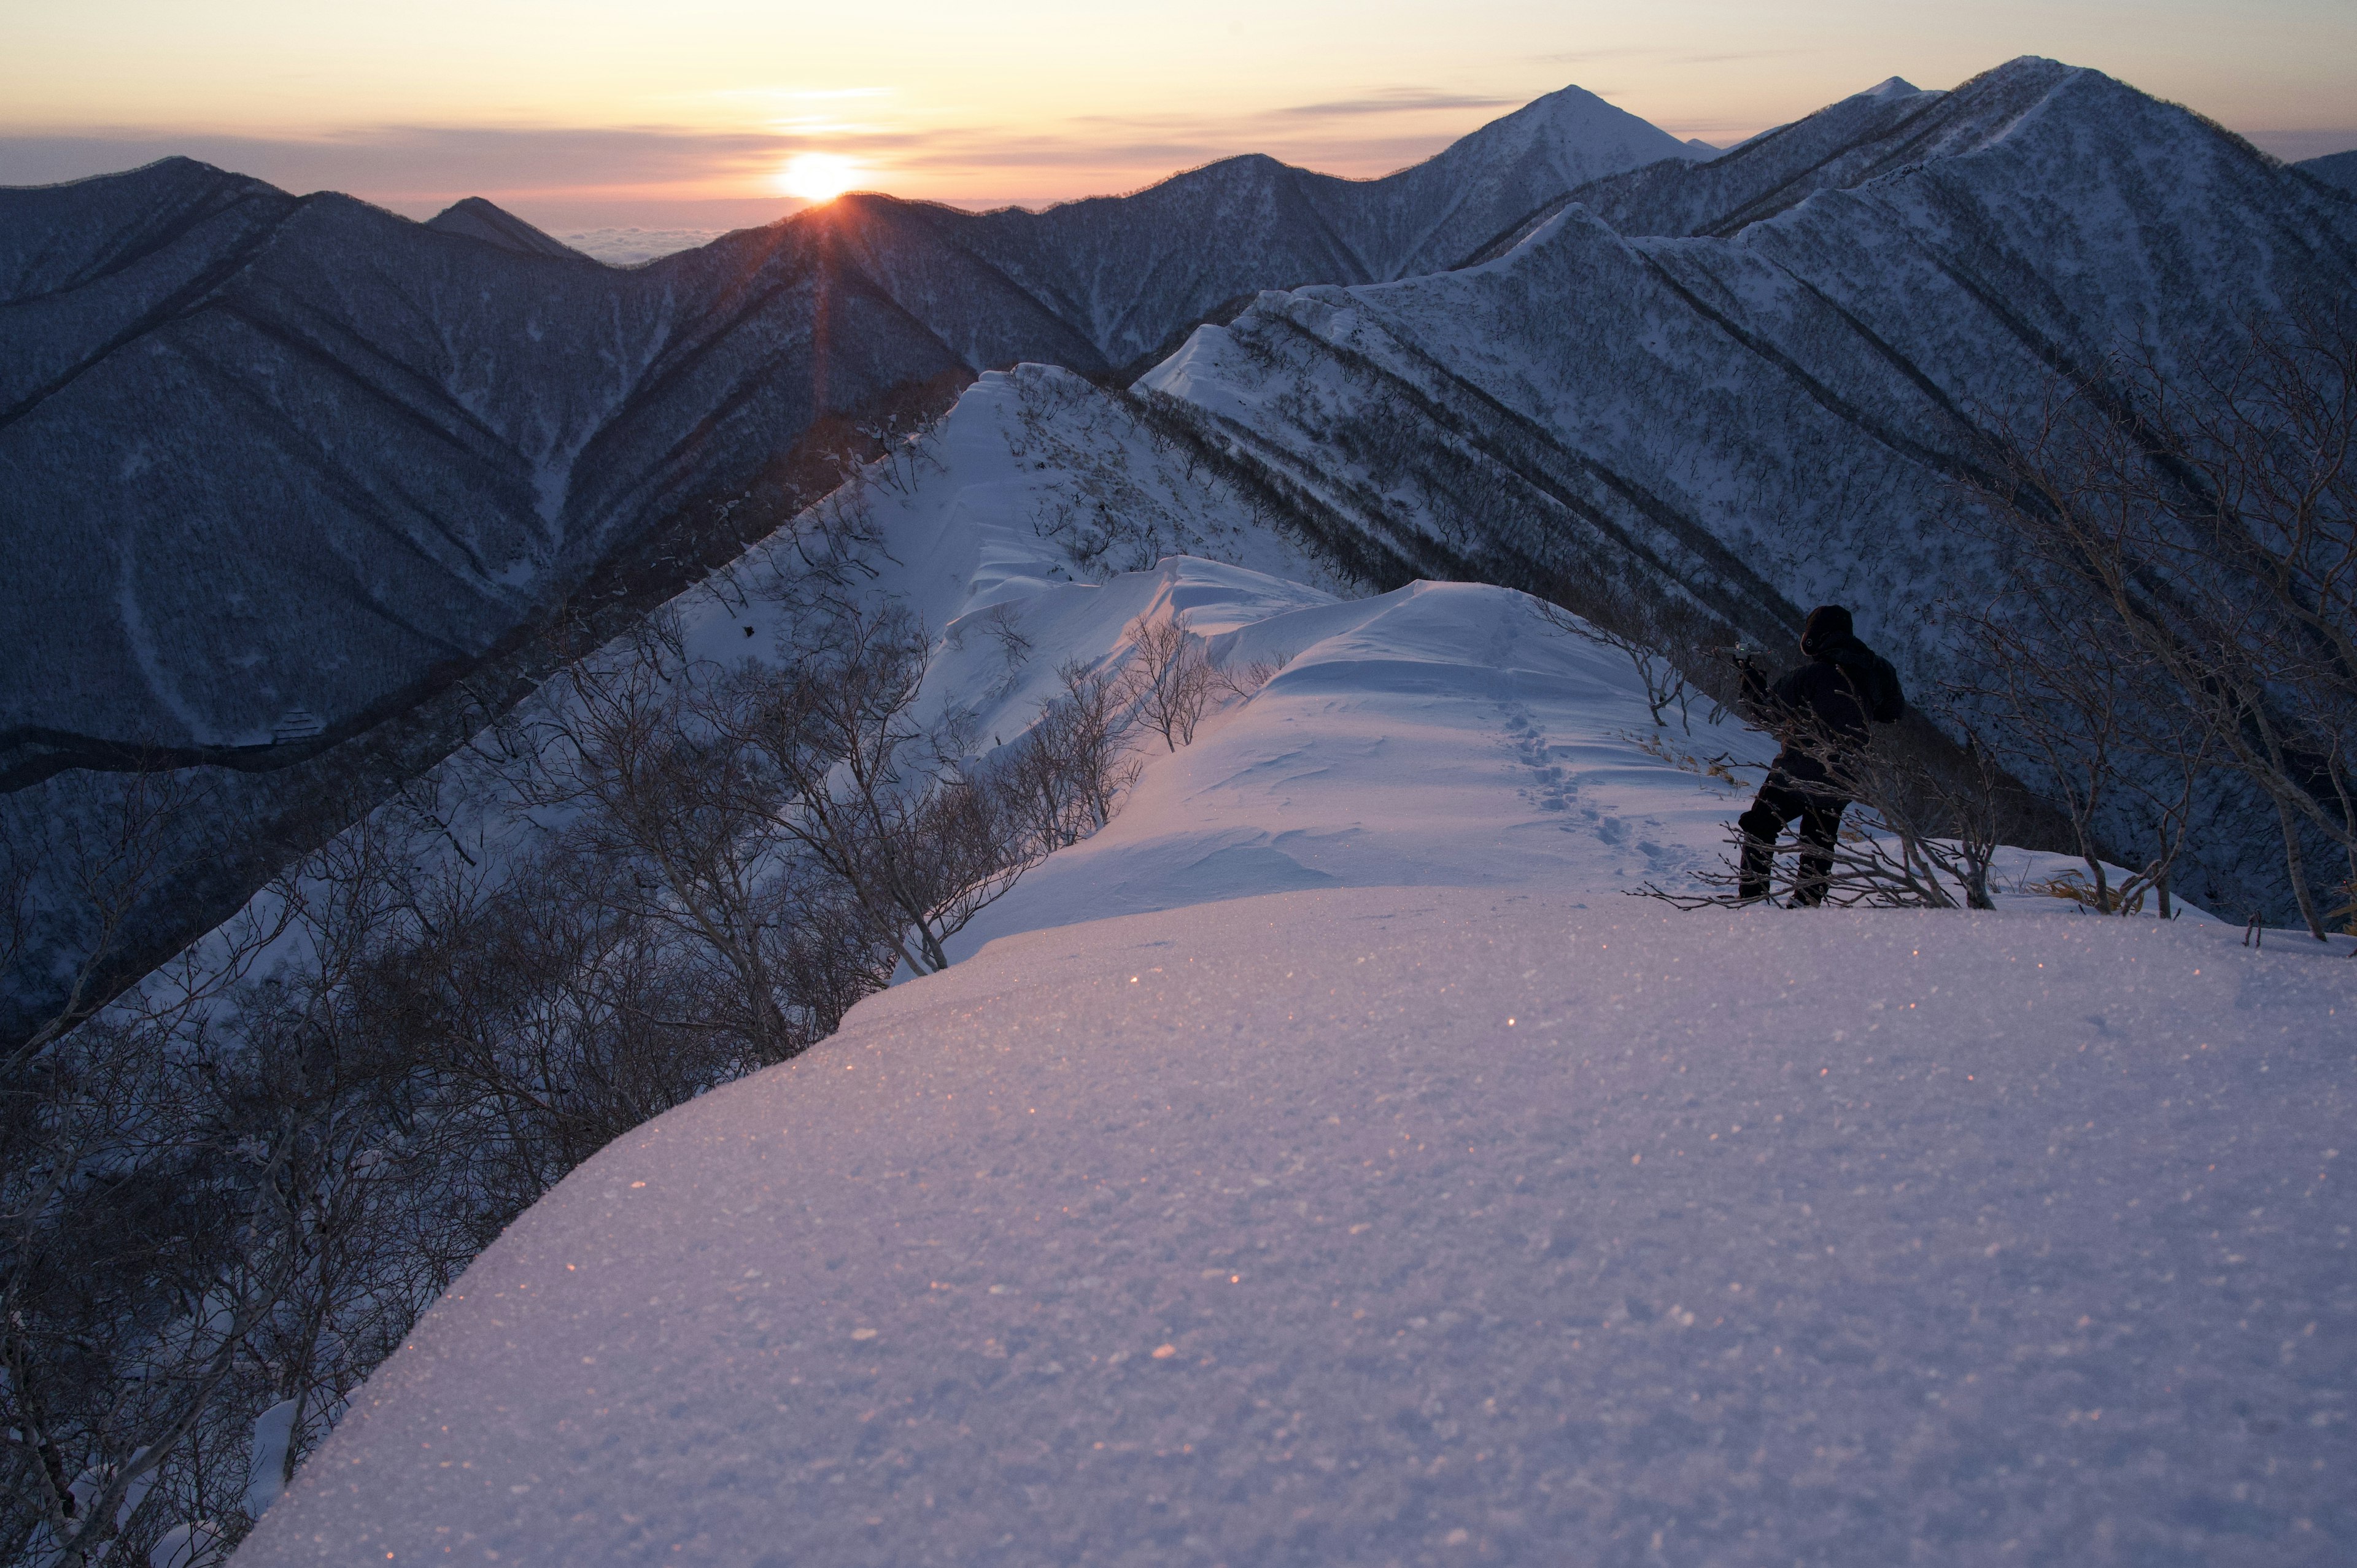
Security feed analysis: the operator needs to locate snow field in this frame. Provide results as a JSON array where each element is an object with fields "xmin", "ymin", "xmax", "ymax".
[{"xmin": 236, "ymin": 889, "xmax": 2354, "ymax": 1567}]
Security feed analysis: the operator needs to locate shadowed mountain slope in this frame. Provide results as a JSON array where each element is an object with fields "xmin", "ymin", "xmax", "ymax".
[
  {"xmin": 1, "ymin": 89, "xmax": 1695, "ymax": 762},
  {"xmin": 424, "ymin": 196, "xmax": 591, "ymax": 260},
  {"xmin": 2298, "ymin": 149, "xmax": 2357, "ymax": 196},
  {"xmin": 1, "ymin": 164, "xmax": 987, "ymax": 757}
]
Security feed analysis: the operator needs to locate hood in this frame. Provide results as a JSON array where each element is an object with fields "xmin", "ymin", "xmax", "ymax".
[{"xmin": 1800, "ymin": 604, "xmax": 1854, "ymax": 659}]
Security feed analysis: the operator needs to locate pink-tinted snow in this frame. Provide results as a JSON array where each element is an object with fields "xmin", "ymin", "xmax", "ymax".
[{"xmin": 237, "ymin": 889, "xmax": 2353, "ymax": 1567}]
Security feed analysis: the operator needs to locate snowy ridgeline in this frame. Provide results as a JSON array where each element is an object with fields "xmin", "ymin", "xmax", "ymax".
[
  {"xmin": 228, "ymin": 367, "xmax": 2357, "ymax": 1566},
  {"xmin": 238, "ymin": 894, "xmax": 2352, "ymax": 1566}
]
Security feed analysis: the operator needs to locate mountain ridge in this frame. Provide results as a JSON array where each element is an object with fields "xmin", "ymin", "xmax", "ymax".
[{"xmin": 1139, "ymin": 55, "xmax": 2357, "ymax": 913}]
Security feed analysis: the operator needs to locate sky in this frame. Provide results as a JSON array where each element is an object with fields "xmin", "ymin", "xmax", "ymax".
[{"xmin": 3, "ymin": 0, "xmax": 2353, "ymax": 234}]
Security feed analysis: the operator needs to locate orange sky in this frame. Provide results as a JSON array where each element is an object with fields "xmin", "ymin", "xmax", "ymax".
[{"xmin": 5, "ymin": 1, "xmax": 2352, "ymax": 231}]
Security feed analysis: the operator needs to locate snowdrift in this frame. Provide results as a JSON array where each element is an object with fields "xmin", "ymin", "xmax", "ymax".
[{"xmin": 236, "ymin": 890, "xmax": 2353, "ymax": 1566}]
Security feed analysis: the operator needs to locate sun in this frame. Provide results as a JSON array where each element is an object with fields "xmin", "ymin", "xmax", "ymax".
[{"xmin": 778, "ymin": 152, "xmax": 861, "ymax": 202}]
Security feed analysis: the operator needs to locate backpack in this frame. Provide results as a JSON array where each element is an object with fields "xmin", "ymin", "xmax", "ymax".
[
  {"xmin": 1825, "ymin": 644, "xmax": 1906, "ymax": 725},
  {"xmin": 1860, "ymin": 652, "xmax": 1905, "ymax": 724}
]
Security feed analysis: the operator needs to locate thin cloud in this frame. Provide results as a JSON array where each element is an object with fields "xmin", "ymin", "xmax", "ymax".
[
  {"xmin": 2245, "ymin": 127, "xmax": 2357, "ymax": 161},
  {"xmin": 0, "ymin": 123, "xmax": 959, "ymax": 198},
  {"xmin": 1275, "ymin": 90, "xmax": 1519, "ymax": 118},
  {"xmin": 0, "ymin": 90, "xmax": 1539, "ymax": 219},
  {"xmin": 1534, "ymin": 47, "xmax": 1797, "ymax": 66}
]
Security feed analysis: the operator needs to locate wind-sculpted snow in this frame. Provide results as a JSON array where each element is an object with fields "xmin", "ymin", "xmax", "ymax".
[
  {"xmin": 234, "ymin": 887, "xmax": 2354, "ymax": 1567},
  {"xmin": 951, "ymin": 579, "xmax": 1770, "ymax": 954},
  {"xmin": 1142, "ymin": 56, "xmax": 2357, "ymax": 913}
]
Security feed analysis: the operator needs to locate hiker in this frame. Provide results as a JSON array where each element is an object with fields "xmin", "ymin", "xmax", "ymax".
[{"xmin": 1734, "ymin": 605, "xmax": 1905, "ymax": 906}]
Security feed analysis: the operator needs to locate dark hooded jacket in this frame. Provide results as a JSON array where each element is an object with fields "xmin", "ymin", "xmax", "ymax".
[{"xmin": 1741, "ymin": 606, "xmax": 1905, "ymax": 794}]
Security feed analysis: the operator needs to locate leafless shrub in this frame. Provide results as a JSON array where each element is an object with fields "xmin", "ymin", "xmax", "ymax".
[
  {"xmin": 1, "ymin": 775, "xmax": 299, "ymax": 1568},
  {"xmin": 855, "ymin": 406, "xmax": 948, "ymax": 496},
  {"xmin": 1209, "ymin": 650, "xmax": 1287, "ymax": 701},
  {"xmin": 1, "ymin": 581, "xmax": 1151, "ymax": 1559},
  {"xmin": 699, "ymin": 600, "xmax": 1041, "ymax": 976},
  {"xmin": 1541, "ymin": 604, "xmax": 1691, "ymax": 729},
  {"xmin": 1002, "ymin": 662, "xmax": 1144, "ymax": 852},
  {"xmin": 1118, "ymin": 611, "xmax": 1215, "ymax": 751},
  {"xmin": 1943, "ymin": 596, "xmax": 2210, "ymax": 918},
  {"xmin": 978, "ymin": 603, "xmax": 1034, "ymax": 671},
  {"xmin": 1637, "ymin": 701, "xmax": 2038, "ymax": 913}
]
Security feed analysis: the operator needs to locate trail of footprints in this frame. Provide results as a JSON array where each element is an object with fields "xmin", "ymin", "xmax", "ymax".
[{"xmin": 1497, "ymin": 701, "xmax": 1683, "ymax": 875}]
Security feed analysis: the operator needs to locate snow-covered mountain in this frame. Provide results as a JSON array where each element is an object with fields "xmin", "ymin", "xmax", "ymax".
[
  {"xmin": 1140, "ymin": 56, "xmax": 2357, "ymax": 912},
  {"xmin": 0, "ymin": 90, "xmax": 1704, "ymax": 1040},
  {"xmin": 225, "ymin": 360, "xmax": 2353, "ymax": 1568}
]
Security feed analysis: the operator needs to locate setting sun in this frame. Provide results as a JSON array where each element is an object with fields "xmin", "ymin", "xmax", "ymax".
[{"xmin": 778, "ymin": 151, "xmax": 861, "ymax": 201}]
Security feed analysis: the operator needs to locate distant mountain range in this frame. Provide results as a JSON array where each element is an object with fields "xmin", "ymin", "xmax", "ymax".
[
  {"xmin": 2301, "ymin": 148, "xmax": 2357, "ymax": 195},
  {"xmin": 1148, "ymin": 60, "xmax": 2354, "ymax": 651},
  {"xmin": 3, "ymin": 59, "xmax": 2351, "ymax": 1038},
  {"xmin": 0, "ymin": 80, "xmax": 1701, "ymax": 1041},
  {"xmin": 1139, "ymin": 58, "xmax": 2357, "ymax": 911},
  {"xmin": 0, "ymin": 82, "xmax": 1693, "ymax": 769}
]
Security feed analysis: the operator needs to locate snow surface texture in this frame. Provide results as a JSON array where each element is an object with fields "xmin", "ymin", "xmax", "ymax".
[{"xmin": 237, "ymin": 890, "xmax": 2354, "ymax": 1567}]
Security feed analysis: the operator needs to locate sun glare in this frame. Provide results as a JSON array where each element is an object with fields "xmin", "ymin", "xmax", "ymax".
[{"xmin": 778, "ymin": 152, "xmax": 861, "ymax": 202}]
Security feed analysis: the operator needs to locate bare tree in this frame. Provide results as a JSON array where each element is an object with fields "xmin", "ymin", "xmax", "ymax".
[
  {"xmin": 0, "ymin": 773, "xmax": 299, "ymax": 1568},
  {"xmin": 513, "ymin": 616, "xmax": 805, "ymax": 1062},
  {"xmin": 1953, "ymin": 311, "xmax": 2357, "ymax": 938},
  {"xmin": 1001, "ymin": 660, "xmax": 1145, "ymax": 852},
  {"xmin": 703, "ymin": 601, "xmax": 1042, "ymax": 976},
  {"xmin": 1944, "ymin": 592, "xmax": 2213, "ymax": 917},
  {"xmin": 1536, "ymin": 600, "xmax": 1706, "ymax": 732},
  {"xmin": 1637, "ymin": 704, "xmax": 2018, "ymax": 913},
  {"xmin": 1118, "ymin": 611, "xmax": 1216, "ymax": 751},
  {"xmin": 0, "ymin": 574, "xmax": 1164, "ymax": 1561}
]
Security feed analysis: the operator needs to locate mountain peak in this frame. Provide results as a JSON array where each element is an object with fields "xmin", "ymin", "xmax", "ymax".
[
  {"xmin": 424, "ymin": 196, "xmax": 588, "ymax": 261},
  {"xmin": 1466, "ymin": 81, "xmax": 1706, "ymax": 164}
]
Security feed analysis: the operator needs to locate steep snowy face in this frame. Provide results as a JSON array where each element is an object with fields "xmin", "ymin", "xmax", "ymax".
[
  {"xmin": 231, "ymin": 889, "xmax": 2355, "ymax": 1568},
  {"xmin": 1471, "ymin": 71, "xmax": 1951, "ymax": 252},
  {"xmin": 891, "ymin": 91, "xmax": 1699, "ymax": 373},
  {"xmin": 1140, "ymin": 56, "xmax": 2357, "ymax": 910}
]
